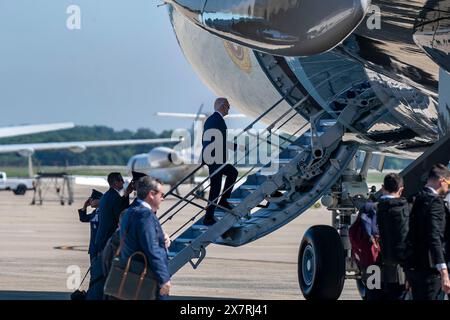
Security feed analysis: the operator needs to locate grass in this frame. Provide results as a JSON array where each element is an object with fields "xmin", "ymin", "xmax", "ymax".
[{"xmin": 1, "ymin": 166, "xmax": 393, "ymax": 184}]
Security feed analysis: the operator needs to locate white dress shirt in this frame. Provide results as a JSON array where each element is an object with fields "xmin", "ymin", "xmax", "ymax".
[{"xmin": 137, "ymin": 199, "xmax": 154, "ymax": 213}]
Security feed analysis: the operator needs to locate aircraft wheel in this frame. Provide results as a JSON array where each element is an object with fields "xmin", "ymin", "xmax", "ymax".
[{"xmin": 298, "ymin": 225, "xmax": 345, "ymax": 300}]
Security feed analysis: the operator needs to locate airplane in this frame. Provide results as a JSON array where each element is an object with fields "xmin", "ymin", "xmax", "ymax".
[
  {"xmin": 155, "ymin": 0, "xmax": 450, "ymax": 300},
  {"xmin": 0, "ymin": 122, "xmax": 179, "ymax": 177}
]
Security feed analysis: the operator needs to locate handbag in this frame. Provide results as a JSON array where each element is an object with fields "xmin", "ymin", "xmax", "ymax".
[
  {"xmin": 104, "ymin": 251, "xmax": 158, "ymax": 300},
  {"xmin": 103, "ymin": 214, "xmax": 158, "ymax": 300}
]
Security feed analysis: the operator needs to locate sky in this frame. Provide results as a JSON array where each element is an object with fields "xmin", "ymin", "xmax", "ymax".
[{"xmin": 0, "ymin": 0, "xmax": 248, "ymax": 133}]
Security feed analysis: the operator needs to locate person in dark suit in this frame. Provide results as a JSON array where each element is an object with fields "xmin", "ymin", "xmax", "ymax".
[
  {"xmin": 120, "ymin": 176, "xmax": 171, "ymax": 299},
  {"xmin": 86, "ymin": 172, "xmax": 132, "ymax": 300},
  {"xmin": 201, "ymin": 98, "xmax": 239, "ymax": 226},
  {"xmin": 78, "ymin": 189, "xmax": 103, "ymax": 262},
  {"xmin": 376, "ymin": 173, "xmax": 409, "ymax": 300},
  {"xmin": 407, "ymin": 164, "xmax": 450, "ymax": 300},
  {"xmin": 93, "ymin": 172, "xmax": 132, "ymax": 255}
]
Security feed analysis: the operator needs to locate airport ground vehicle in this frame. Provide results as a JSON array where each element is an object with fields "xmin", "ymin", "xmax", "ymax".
[{"xmin": 0, "ymin": 171, "xmax": 34, "ymax": 195}]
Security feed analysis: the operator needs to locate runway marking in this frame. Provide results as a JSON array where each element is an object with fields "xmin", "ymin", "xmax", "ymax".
[{"xmin": 53, "ymin": 245, "xmax": 87, "ymax": 252}]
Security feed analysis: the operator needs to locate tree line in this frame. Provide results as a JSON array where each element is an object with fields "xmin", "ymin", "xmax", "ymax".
[
  {"xmin": 0, "ymin": 126, "xmax": 173, "ymax": 166},
  {"xmin": 0, "ymin": 125, "xmax": 411, "ymax": 169}
]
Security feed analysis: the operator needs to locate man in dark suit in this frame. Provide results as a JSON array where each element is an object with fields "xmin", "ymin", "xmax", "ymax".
[
  {"xmin": 407, "ymin": 164, "xmax": 450, "ymax": 299},
  {"xmin": 201, "ymin": 98, "xmax": 238, "ymax": 225},
  {"xmin": 120, "ymin": 176, "xmax": 171, "ymax": 299},
  {"xmin": 94, "ymin": 172, "xmax": 132, "ymax": 255},
  {"xmin": 376, "ymin": 173, "xmax": 409, "ymax": 300},
  {"xmin": 86, "ymin": 172, "xmax": 132, "ymax": 300}
]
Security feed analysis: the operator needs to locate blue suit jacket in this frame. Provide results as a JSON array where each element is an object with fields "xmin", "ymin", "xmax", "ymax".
[
  {"xmin": 93, "ymin": 188, "xmax": 129, "ymax": 255},
  {"xmin": 202, "ymin": 112, "xmax": 236, "ymax": 165},
  {"xmin": 119, "ymin": 201, "xmax": 170, "ymax": 285}
]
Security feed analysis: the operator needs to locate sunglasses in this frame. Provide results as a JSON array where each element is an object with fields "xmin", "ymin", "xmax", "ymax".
[{"xmin": 152, "ymin": 190, "xmax": 164, "ymax": 197}]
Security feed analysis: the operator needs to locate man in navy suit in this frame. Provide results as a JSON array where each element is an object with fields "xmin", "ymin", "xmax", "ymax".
[
  {"xmin": 202, "ymin": 98, "xmax": 238, "ymax": 225},
  {"xmin": 87, "ymin": 172, "xmax": 132, "ymax": 300},
  {"xmin": 120, "ymin": 176, "xmax": 171, "ymax": 299},
  {"xmin": 94, "ymin": 172, "xmax": 133, "ymax": 255}
]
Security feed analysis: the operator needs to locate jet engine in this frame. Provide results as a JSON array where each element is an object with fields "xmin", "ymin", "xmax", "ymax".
[
  {"xmin": 167, "ymin": 0, "xmax": 371, "ymax": 56},
  {"xmin": 69, "ymin": 145, "xmax": 87, "ymax": 153},
  {"xmin": 148, "ymin": 147, "xmax": 184, "ymax": 168},
  {"xmin": 17, "ymin": 148, "xmax": 35, "ymax": 158}
]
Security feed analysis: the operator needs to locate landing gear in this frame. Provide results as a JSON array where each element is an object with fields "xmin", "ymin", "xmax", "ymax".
[
  {"xmin": 298, "ymin": 225, "xmax": 345, "ymax": 300},
  {"xmin": 298, "ymin": 152, "xmax": 374, "ymax": 300}
]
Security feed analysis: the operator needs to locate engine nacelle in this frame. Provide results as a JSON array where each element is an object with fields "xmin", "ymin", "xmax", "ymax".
[
  {"xmin": 168, "ymin": 0, "xmax": 371, "ymax": 56},
  {"xmin": 17, "ymin": 148, "xmax": 35, "ymax": 157},
  {"xmin": 148, "ymin": 147, "xmax": 184, "ymax": 168},
  {"xmin": 69, "ymin": 145, "xmax": 87, "ymax": 153}
]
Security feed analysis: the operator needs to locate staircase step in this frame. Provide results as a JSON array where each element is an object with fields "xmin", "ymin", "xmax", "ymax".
[
  {"xmin": 227, "ymin": 198, "xmax": 243, "ymax": 205},
  {"xmin": 273, "ymin": 158, "xmax": 292, "ymax": 165},
  {"xmin": 287, "ymin": 145, "xmax": 303, "ymax": 151},
  {"xmin": 320, "ymin": 119, "xmax": 337, "ymax": 127},
  {"xmin": 191, "ymin": 224, "xmax": 209, "ymax": 232},
  {"xmin": 174, "ymin": 237, "xmax": 193, "ymax": 244},
  {"xmin": 239, "ymin": 184, "xmax": 258, "ymax": 191}
]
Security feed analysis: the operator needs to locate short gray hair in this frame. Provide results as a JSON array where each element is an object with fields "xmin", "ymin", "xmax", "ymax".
[
  {"xmin": 214, "ymin": 97, "xmax": 228, "ymax": 111},
  {"xmin": 136, "ymin": 176, "xmax": 161, "ymax": 200}
]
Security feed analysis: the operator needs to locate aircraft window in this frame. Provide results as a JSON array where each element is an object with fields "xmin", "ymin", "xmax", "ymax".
[{"xmin": 0, "ymin": 173, "xmax": 3, "ymax": 179}]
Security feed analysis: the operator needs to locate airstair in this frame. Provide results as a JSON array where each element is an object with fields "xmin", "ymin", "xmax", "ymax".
[{"xmin": 159, "ymin": 85, "xmax": 366, "ymax": 276}]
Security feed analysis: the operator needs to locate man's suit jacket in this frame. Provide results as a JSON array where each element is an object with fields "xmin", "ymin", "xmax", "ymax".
[
  {"xmin": 93, "ymin": 188, "xmax": 129, "ymax": 255},
  {"xmin": 408, "ymin": 188, "xmax": 448, "ymax": 270},
  {"xmin": 119, "ymin": 200, "xmax": 170, "ymax": 286},
  {"xmin": 444, "ymin": 200, "xmax": 450, "ymax": 262},
  {"xmin": 202, "ymin": 112, "xmax": 236, "ymax": 166}
]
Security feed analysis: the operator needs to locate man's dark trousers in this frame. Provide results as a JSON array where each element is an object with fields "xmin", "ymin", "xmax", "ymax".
[
  {"xmin": 205, "ymin": 163, "xmax": 238, "ymax": 219},
  {"xmin": 86, "ymin": 255, "xmax": 106, "ymax": 300},
  {"xmin": 408, "ymin": 270, "xmax": 442, "ymax": 300}
]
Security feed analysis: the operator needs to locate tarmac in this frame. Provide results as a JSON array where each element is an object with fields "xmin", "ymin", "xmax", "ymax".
[{"xmin": 0, "ymin": 183, "xmax": 359, "ymax": 300}]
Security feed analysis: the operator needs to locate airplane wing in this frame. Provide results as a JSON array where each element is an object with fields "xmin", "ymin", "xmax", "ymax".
[
  {"xmin": 0, "ymin": 138, "xmax": 179, "ymax": 155},
  {"xmin": 0, "ymin": 123, "xmax": 75, "ymax": 139},
  {"xmin": 156, "ymin": 112, "xmax": 207, "ymax": 119},
  {"xmin": 156, "ymin": 112, "xmax": 246, "ymax": 119}
]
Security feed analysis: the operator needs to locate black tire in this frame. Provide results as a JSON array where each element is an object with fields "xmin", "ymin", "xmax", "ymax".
[
  {"xmin": 14, "ymin": 184, "xmax": 27, "ymax": 196},
  {"xmin": 298, "ymin": 225, "xmax": 345, "ymax": 300}
]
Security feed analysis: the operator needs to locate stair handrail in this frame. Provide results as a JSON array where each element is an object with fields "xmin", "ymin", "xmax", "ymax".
[
  {"xmin": 159, "ymin": 93, "xmax": 310, "ymax": 226},
  {"xmin": 159, "ymin": 85, "xmax": 301, "ymax": 219}
]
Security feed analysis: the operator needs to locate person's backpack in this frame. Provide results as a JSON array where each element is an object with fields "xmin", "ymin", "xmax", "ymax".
[{"xmin": 349, "ymin": 213, "xmax": 381, "ymax": 269}]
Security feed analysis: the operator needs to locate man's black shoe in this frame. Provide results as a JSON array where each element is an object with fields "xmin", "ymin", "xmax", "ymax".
[{"xmin": 203, "ymin": 216, "xmax": 217, "ymax": 226}]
